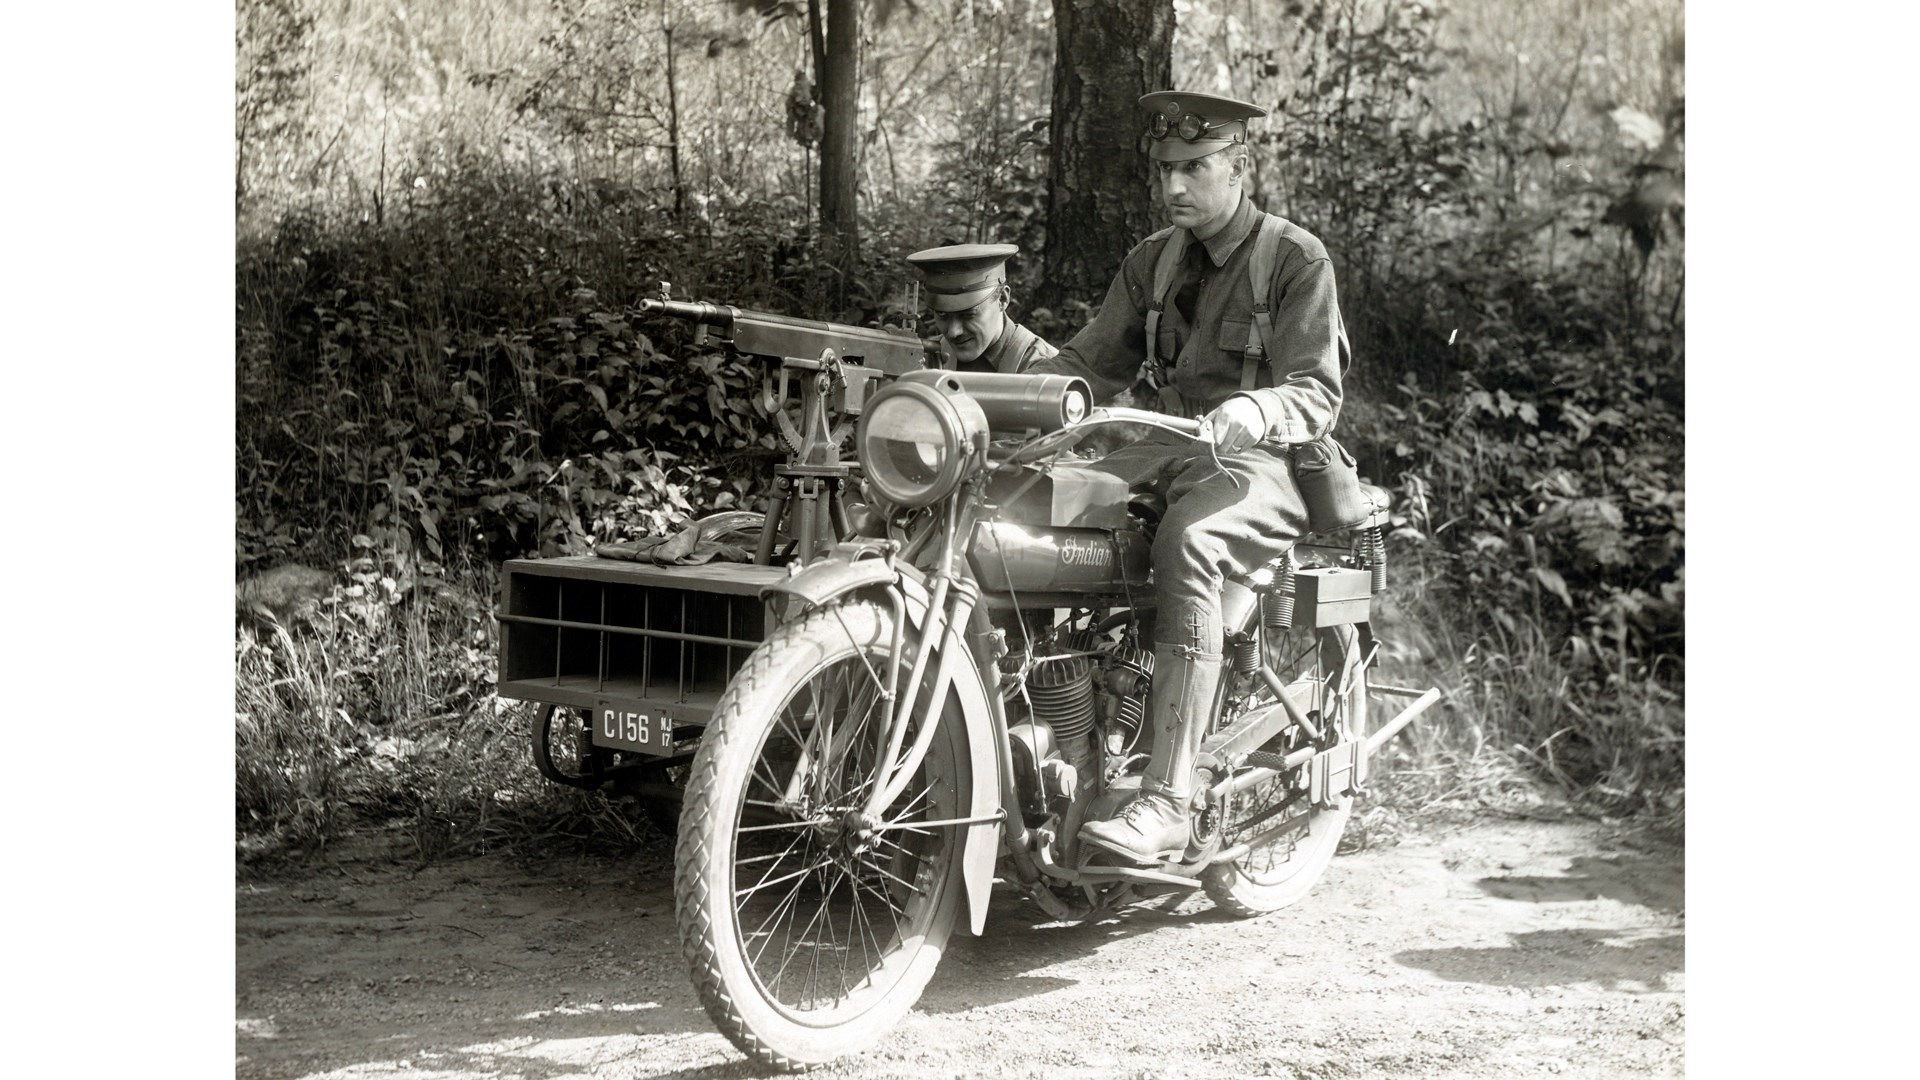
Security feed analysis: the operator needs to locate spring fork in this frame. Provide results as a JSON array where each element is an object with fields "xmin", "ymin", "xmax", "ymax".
[{"xmin": 867, "ymin": 479, "xmax": 977, "ymax": 816}]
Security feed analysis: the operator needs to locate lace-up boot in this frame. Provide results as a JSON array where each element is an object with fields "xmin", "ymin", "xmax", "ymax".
[{"xmin": 1079, "ymin": 642, "xmax": 1221, "ymax": 862}]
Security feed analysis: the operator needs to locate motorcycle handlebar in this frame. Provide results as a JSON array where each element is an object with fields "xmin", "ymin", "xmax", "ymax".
[
  {"xmin": 1082, "ymin": 406, "xmax": 1202, "ymax": 438},
  {"xmin": 998, "ymin": 406, "xmax": 1205, "ymax": 466}
]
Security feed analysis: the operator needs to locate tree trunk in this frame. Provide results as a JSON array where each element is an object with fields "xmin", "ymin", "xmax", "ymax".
[
  {"xmin": 1038, "ymin": 0, "xmax": 1174, "ymax": 319},
  {"xmin": 663, "ymin": 19, "xmax": 684, "ymax": 222},
  {"xmin": 818, "ymin": 0, "xmax": 864, "ymax": 311}
]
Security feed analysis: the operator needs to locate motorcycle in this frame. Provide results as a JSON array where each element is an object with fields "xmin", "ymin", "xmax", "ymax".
[{"xmin": 664, "ymin": 367, "xmax": 1445, "ymax": 1068}]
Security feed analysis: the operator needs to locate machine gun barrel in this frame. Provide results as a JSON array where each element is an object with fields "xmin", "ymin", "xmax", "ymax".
[
  {"xmin": 636, "ymin": 297, "xmax": 736, "ymax": 328},
  {"xmin": 635, "ymin": 297, "xmax": 926, "ymax": 376}
]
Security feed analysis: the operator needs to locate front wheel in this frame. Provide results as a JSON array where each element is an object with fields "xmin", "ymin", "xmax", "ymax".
[
  {"xmin": 1202, "ymin": 623, "xmax": 1368, "ymax": 916},
  {"xmin": 674, "ymin": 600, "xmax": 971, "ymax": 1070}
]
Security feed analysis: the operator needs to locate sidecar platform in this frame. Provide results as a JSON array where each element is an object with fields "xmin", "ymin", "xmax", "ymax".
[{"xmin": 497, "ymin": 556, "xmax": 786, "ymax": 733}]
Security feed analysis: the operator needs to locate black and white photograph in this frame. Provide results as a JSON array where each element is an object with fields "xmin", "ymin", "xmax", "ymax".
[{"xmin": 219, "ymin": 1, "xmax": 1704, "ymax": 1076}]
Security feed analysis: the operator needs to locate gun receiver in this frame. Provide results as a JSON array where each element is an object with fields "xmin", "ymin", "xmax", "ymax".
[{"xmin": 635, "ymin": 297, "xmax": 925, "ymax": 376}]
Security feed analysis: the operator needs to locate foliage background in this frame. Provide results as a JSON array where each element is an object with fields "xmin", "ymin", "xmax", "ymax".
[{"xmin": 235, "ymin": 0, "xmax": 1684, "ymax": 857}]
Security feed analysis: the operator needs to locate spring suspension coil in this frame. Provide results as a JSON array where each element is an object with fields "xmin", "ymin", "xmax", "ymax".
[
  {"xmin": 1262, "ymin": 556, "xmax": 1297, "ymax": 629},
  {"xmin": 1362, "ymin": 525, "xmax": 1388, "ymax": 594},
  {"xmin": 1229, "ymin": 632, "xmax": 1261, "ymax": 676}
]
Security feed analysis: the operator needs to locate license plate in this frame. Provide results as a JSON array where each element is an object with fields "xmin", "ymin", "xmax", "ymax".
[{"xmin": 591, "ymin": 702, "xmax": 676, "ymax": 755}]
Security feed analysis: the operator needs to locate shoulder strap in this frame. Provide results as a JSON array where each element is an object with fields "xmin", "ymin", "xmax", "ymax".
[
  {"xmin": 1142, "ymin": 226, "xmax": 1189, "ymax": 372},
  {"xmin": 1242, "ymin": 213, "xmax": 1287, "ymax": 391},
  {"xmin": 1003, "ymin": 323, "xmax": 1051, "ymax": 374}
]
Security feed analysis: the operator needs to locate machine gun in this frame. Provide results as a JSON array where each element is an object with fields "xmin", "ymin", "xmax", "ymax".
[
  {"xmin": 499, "ymin": 289, "xmax": 933, "ymax": 799},
  {"xmin": 634, "ymin": 295, "xmax": 926, "ymax": 377},
  {"xmin": 634, "ymin": 287, "xmax": 927, "ymax": 564}
]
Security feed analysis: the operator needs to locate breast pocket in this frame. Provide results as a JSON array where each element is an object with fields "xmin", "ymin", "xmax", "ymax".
[
  {"xmin": 1216, "ymin": 317, "xmax": 1252, "ymax": 354},
  {"xmin": 1203, "ymin": 317, "xmax": 1261, "ymax": 386}
]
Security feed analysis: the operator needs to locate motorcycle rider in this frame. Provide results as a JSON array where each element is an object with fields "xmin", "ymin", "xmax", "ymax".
[
  {"xmin": 906, "ymin": 243, "xmax": 1057, "ymax": 373},
  {"xmin": 1026, "ymin": 91, "xmax": 1351, "ymax": 862}
]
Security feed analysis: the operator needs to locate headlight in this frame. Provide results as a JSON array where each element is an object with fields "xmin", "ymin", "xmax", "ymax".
[{"xmin": 857, "ymin": 378, "xmax": 990, "ymax": 508}]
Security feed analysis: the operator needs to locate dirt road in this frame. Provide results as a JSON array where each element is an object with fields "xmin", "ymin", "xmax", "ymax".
[{"xmin": 236, "ymin": 813, "xmax": 1682, "ymax": 1079}]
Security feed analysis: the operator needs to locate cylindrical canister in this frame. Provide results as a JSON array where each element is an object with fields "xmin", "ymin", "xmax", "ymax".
[{"xmin": 894, "ymin": 370, "xmax": 1093, "ymax": 433}]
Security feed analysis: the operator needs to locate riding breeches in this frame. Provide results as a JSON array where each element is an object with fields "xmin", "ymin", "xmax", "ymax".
[{"xmin": 1087, "ymin": 433, "xmax": 1310, "ymax": 651}]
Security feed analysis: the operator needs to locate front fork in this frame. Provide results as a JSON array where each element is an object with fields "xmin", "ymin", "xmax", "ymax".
[{"xmin": 799, "ymin": 486, "xmax": 1033, "ymax": 877}]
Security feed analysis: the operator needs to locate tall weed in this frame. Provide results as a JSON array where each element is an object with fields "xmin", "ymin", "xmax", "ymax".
[{"xmin": 235, "ymin": 0, "xmax": 1686, "ymax": 852}]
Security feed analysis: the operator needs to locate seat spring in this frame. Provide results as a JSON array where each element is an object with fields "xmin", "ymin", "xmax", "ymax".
[
  {"xmin": 1263, "ymin": 557, "xmax": 1296, "ymax": 629},
  {"xmin": 1364, "ymin": 525, "xmax": 1387, "ymax": 594},
  {"xmin": 1230, "ymin": 633, "xmax": 1260, "ymax": 676}
]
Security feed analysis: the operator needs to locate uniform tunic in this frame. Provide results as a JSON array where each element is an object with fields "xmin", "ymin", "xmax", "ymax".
[
  {"xmin": 944, "ymin": 319, "xmax": 1058, "ymax": 374},
  {"xmin": 1026, "ymin": 194, "xmax": 1351, "ymax": 650}
]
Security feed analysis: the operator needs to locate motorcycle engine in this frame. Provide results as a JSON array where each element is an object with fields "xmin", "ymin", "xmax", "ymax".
[{"xmin": 1003, "ymin": 627, "xmax": 1153, "ymax": 847}]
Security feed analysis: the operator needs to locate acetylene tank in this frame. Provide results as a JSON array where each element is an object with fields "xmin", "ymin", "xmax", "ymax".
[{"xmin": 968, "ymin": 462, "xmax": 1152, "ymax": 595}]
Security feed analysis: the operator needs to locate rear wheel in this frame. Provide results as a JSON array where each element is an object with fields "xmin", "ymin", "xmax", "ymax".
[
  {"xmin": 1202, "ymin": 623, "xmax": 1368, "ymax": 916},
  {"xmin": 674, "ymin": 601, "xmax": 970, "ymax": 1069}
]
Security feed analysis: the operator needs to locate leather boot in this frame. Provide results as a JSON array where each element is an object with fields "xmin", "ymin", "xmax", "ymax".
[{"xmin": 1080, "ymin": 642, "xmax": 1222, "ymax": 862}]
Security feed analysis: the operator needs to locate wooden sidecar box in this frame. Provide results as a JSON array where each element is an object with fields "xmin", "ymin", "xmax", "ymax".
[
  {"xmin": 496, "ymin": 556, "xmax": 787, "ymax": 727},
  {"xmin": 1289, "ymin": 567, "xmax": 1373, "ymax": 628}
]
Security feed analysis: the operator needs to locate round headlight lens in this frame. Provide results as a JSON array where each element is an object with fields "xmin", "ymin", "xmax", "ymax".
[
  {"xmin": 867, "ymin": 395, "xmax": 945, "ymax": 488},
  {"xmin": 857, "ymin": 381, "xmax": 986, "ymax": 508}
]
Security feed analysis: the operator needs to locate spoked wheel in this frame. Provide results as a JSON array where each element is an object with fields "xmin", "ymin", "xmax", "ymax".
[
  {"xmin": 1202, "ymin": 622, "xmax": 1368, "ymax": 916},
  {"xmin": 674, "ymin": 601, "xmax": 970, "ymax": 1070},
  {"xmin": 529, "ymin": 703, "xmax": 608, "ymax": 789}
]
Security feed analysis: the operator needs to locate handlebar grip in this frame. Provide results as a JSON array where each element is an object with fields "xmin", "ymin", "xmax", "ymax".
[{"xmin": 1094, "ymin": 406, "xmax": 1202, "ymax": 436}]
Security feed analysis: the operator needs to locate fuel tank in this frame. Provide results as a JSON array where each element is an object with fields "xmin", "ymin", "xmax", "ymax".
[
  {"xmin": 969, "ymin": 522, "xmax": 1152, "ymax": 594},
  {"xmin": 971, "ymin": 460, "xmax": 1151, "ymax": 594}
]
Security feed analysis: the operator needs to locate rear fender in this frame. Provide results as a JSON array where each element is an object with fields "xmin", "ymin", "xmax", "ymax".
[{"xmin": 760, "ymin": 546, "xmax": 1003, "ymax": 936}]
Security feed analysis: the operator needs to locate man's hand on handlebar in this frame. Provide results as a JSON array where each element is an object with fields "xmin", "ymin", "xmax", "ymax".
[{"xmin": 1193, "ymin": 397, "xmax": 1265, "ymax": 455}]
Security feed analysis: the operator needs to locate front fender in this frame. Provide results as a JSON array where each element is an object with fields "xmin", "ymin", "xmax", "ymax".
[
  {"xmin": 759, "ymin": 541, "xmax": 906, "ymax": 618},
  {"xmin": 763, "ymin": 545, "xmax": 1003, "ymax": 935},
  {"xmin": 938, "ymin": 620, "xmax": 1002, "ymax": 935}
]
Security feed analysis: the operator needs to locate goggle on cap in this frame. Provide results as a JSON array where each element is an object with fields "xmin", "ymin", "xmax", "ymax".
[
  {"xmin": 1140, "ymin": 91, "xmax": 1268, "ymax": 162},
  {"xmin": 905, "ymin": 243, "xmax": 1019, "ymax": 313}
]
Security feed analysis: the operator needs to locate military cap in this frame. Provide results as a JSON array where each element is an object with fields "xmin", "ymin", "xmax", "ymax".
[
  {"xmin": 906, "ymin": 243, "xmax": 1018, "ymax": 313},
  {"xmin": 1139, "ymin": 91, "xmax": 1268, "ymax": 162}
]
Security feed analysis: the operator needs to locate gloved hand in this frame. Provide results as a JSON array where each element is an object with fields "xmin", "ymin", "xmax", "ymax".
[{"xmin": 1193, "ymin": 396, "xmax": 1266, "ymax": 455}]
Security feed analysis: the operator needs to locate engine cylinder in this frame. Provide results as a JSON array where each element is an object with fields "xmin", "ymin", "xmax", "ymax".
[{"xmin": 1028, "ymin": 645, "xmax": 1095, "ymax": 740}]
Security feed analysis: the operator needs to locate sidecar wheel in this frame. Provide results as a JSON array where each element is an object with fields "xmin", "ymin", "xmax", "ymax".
[
  {"xmin": 1202, "ymin": 624, "xmax": 1368, "ymax": 917},
  {"xmin": 674, "ymin": 601, "xmax": 969, "ymax": 1070}
]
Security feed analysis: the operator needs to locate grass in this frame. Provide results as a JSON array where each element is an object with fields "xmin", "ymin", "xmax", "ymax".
[
  {"xmin": 1359, "ymin": 541, "xmax": 1683, "ymax": 830},
  {"xmin": 235, "ymin": 536, "xmax": 1681, "ymax": 864},
  {"xmin": 234, "ymin": 554, "xmax": 672, "ymax": 863}
]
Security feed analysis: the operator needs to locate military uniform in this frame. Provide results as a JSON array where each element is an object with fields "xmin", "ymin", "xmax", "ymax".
[
  {"xmin": 906, "ymin": 243, "xmax": 1056, "ymax": 374},
  {"xmin": 1033, "ymin": 192, "xmax": 1348, "ymax": 648},
  {"xmin": 943, "ymin": 319, "xmax": 1057, "ymax": 374},
  {"xmin": 1027, "ymin": 92, "xmax": 1352, "ymax": 863}
]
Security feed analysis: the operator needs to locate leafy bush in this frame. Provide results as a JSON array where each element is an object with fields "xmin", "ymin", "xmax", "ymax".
[
  {"xmin": 1253, "ymin": 0, "xmax": 1685, "ymax": 808},
  {"xmin": 235, "ymin": 0, "xmax": 1687, "ymax": 854}
]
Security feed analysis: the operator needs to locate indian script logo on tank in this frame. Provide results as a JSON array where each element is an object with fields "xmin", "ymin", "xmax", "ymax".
[{"xmin": 1059, "ymin": 537, "xmax": 1113, "ymax": 570}]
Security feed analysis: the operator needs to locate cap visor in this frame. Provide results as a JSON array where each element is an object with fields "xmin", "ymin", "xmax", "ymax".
[
  {"xmin": 928, "ymin": 285, "xmax": 997, "ymax": 313},
  {"xmin": 1149, "ymin": 137, "xmax": 1235, "ymax": 162}
]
